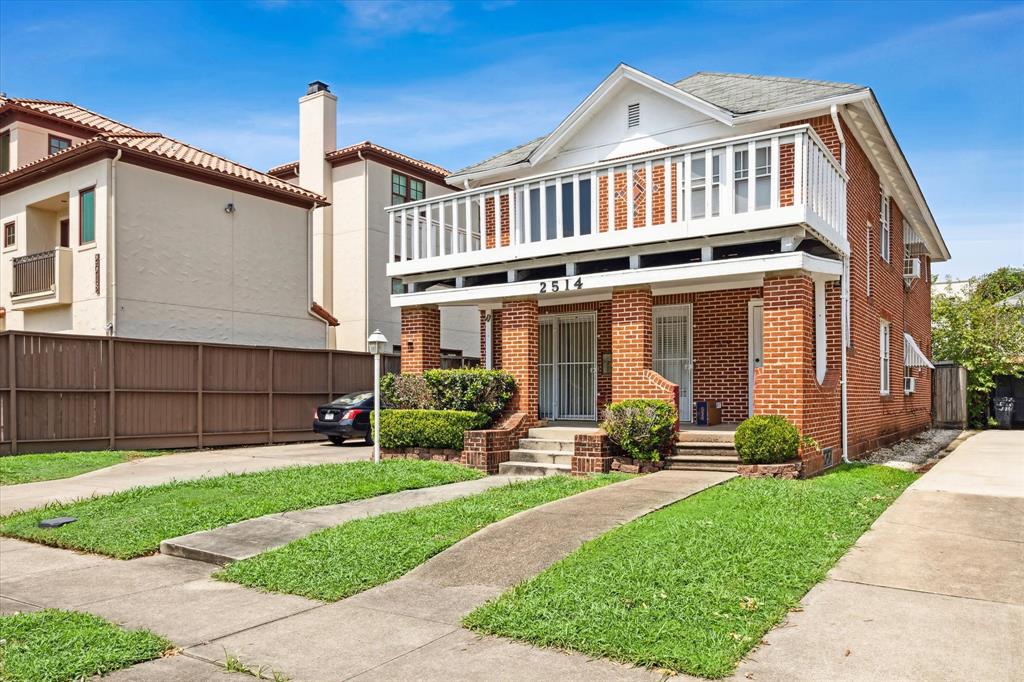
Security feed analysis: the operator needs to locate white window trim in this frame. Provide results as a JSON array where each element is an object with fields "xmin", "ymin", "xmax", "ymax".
[
  {"xmin": 880, "ymin": 319, "xmax": 891, "ymax": 395},
  {"xmin": 880, "ymin": 188, "xmax": 891, "ymax": 263}
]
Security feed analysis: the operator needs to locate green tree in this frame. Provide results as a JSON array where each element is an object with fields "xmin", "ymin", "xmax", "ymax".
[{"xmin": 933, "ymin": 267, "xmax": 1024, "ymax": 427}]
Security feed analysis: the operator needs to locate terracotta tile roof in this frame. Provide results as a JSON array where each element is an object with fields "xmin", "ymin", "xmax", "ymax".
[
  {"xmin": 1, "ymin": 98, "xmax": 326, "ymax": 206},
  {"xmin": 0, "ymin": 97, "xmax": 143, "ymax": 134},
  {"xmin": 268, "ymin": 141, "xmax": 449, "ymax": 180}
]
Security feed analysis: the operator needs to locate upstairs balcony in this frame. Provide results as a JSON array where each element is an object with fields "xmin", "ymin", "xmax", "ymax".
[
  {"xmin": 385, "ymin": 124, "xmax": 847, "ymax": 280},
  {"xmin": 10, "ymin": 247, "xmax": 73, "ymax": 309}
]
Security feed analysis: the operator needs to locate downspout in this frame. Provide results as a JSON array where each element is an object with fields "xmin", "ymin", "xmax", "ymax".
[
  {"xmin": 359, "ymin": 149, "xmax": 369, "ymax": 350},
  {"xmin": 106, "ymin": 149, "xmax": 122, "ymax": 336},
  {"xmin": 832, "ymin": 104, "xmax": 850, "ymax": 464}
]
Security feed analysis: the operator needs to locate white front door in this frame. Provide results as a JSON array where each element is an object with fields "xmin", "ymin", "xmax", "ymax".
[
  {"xmin": 539, "ymin": 314, "xmax": 597, "ymax": 421},
  {"xmin": 653, "ymin": 304, "xmax": 693, "ymax": 423},
  {"xmin": 748, "ymin": 299, "xmax": 764, "ymax": 416}
]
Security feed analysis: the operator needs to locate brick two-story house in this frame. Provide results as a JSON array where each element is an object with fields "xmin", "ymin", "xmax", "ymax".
[{"xmin": 385, "ymin": 65, "xmax": 947, "ymax": 476}]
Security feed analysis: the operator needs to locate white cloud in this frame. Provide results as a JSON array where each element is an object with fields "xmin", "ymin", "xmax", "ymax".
[{"xmin": 341, "ymin": 0, "xmax": 455, "ymax": 36}]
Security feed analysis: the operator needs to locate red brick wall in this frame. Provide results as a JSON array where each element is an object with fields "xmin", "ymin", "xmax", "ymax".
[
  {"xmin": 692, "ymin": 287, "xmax": 763, "ymax": 423},
  {"xmin": 400, "ymin": 306, "xmax": 441, "ymax": 373},
  {"xmin": 611, "ymin": 288, "xmax": 653, "ymax": 402},
  {"xmin": 786, "ymin": 115, "xmax": 933, "ymax": 457},
  {"xmin": 501, "ymin": 299, "xmax": 539, "ymax": 416}
]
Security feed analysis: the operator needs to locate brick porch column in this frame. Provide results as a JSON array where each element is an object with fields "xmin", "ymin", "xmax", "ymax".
[
  {"xmin": 755, "ymin": 275, "xmax": 842, "ymax": 474},
  {"xmin": 400, "ymin": 306, "xmax": 441, "ymax": 373},
  {"xmin": 500, "ymin": 299, "xmax": 539, "ymax": 417},
  {"xmin": 611, "ymin": 287, "xmax": 653, "ymax": 402}
]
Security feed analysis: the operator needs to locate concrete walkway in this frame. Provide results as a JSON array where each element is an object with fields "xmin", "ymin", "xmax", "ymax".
[
  {"xmin": 0, "ymin": 469, "xmax": 733, "ymax": 681},
  {"xmin": 732, "ymin": 429, "xmax": 1024, "ymax": 681},
  {"xmin": 0, "ymin": 441, "xmax": 370, "ymax": 515},
  {"xmin": 161, "ymin": 475, "xmax": 533, "ymax": 564}
]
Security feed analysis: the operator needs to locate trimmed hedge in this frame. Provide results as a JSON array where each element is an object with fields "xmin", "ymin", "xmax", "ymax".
[
  {"xmin": 381, "ymin": 369, "xmax": 515, "ymax": 419},
  {"xmin": 734, "ymin": 415, "xmax": 814, "ymax": 464},
  {"xmin": 602, "ymin": 399, "xmax": 677, "ymax": 461},
  {"xmin": 374, "ymin": 409, "xmax": 490, "ymax": 450}
]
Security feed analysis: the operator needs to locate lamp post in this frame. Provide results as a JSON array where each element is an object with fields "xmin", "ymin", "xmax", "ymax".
[{"xmin": 367, "ymin": 329, "xmax": 388, "ymax": 464}]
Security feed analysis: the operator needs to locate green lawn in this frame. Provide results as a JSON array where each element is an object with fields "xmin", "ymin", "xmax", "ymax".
[
  {"xmin": 0, "ymin": 609, "xmax": 171, "ymax": 682},
  {"xmin": 218, "ymin": 474, "xmax": 630, "ymax": 602},
  {"xmin": 0, "ymin": 460, "xmax": 482, "ymax": 559},
  {"xmin": 0, "ymin": 450, "xmax": 166, "ymax": 486},
  {"xmin": 464, "ymin": 464, "xmax": 918, "ymax": 679}
]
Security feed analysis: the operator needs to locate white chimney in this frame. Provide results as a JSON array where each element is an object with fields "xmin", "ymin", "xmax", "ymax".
[{"xmin": 298, "ymin": 80, "xmax": 336, "ymax": 196}]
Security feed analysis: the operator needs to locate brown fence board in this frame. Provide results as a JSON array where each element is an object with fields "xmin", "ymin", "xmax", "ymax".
[{"xmin": 1, "ymin": 330, "xmax": 477, "ymax": 455}]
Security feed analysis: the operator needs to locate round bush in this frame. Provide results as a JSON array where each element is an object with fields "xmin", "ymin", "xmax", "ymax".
[
  {"xmin": 602, "ymin": 399, "xmax": 677, "ymax": 462},
  {"xmin": 734, "ymin": 415, "xmax": 804, "ymax": 464}
]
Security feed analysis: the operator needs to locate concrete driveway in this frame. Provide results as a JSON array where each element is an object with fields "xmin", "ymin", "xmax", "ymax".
[
  {"xmin": 733, "ymin": 429, "xmax": 1024, "ymax": 681},
  {"xmin": 0, "ymin": 440, "xmax": 372, "ymax": 515}
]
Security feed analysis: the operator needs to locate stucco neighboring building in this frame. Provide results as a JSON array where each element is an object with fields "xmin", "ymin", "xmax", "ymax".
[
  {"xmin": 0, "ymin": 97, "xmax": 333, "ymax": 347},
  {"xmin": 267, "ymin": 82, "xmax": 478, "ymax": 357}
]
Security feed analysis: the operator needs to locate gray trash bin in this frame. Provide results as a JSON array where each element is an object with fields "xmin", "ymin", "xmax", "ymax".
[{"xmin": 994, "ymin": 396, "xmax": 1015, "ymax": 429}]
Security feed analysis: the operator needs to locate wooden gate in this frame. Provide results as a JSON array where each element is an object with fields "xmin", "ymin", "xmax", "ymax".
[{"xmin": 932, "ymin": 363, "xmax": 967, "ymax": 428}]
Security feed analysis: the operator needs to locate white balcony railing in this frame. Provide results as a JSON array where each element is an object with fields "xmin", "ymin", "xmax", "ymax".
[{"xmin": 386, "ymin": 124, "xmax": 847, "ymax": 278}]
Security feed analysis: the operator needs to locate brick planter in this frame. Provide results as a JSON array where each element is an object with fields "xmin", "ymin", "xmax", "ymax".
[
  {"xmin": 381, "ymin": 447, "xmax": 462, "ymax": 463},
  {"xmin": 737, "ymin": 461, "xmax": 803, "ymax": 479},
  {"xmin": 610, "ymin": 456, "xmax": 665, "ymax": 474}
]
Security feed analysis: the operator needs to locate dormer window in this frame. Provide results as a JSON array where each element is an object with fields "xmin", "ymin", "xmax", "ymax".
[
  {"xmin": 627, "ymin": 102, "xmax": 640, "ymax": 128},
  {"xmin": 48, "ymin": 135, "xmax": 71, "ymax": 156}
]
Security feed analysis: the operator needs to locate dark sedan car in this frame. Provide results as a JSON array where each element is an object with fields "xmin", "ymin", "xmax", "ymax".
[{"xmin": 313, "ymin": 391, "xmax": 375, "ymax": 445}]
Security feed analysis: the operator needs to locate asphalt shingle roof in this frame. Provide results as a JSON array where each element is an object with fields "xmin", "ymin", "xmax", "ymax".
[{"xmin": 452, "ymin": 71, "xmax": 867, "ymax": 177}]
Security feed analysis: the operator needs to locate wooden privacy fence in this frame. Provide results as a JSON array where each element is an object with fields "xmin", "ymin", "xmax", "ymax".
[
  {"xmin": 0, "ymin": 331, "xmax": 476, "ymax": 455},
  {"xmin": 932, "ymin": 363, "xmax": 968, "ymax": 429}
]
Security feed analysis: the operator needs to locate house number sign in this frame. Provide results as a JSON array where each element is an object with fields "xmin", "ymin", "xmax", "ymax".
[{"xmin": 539, "ymin": 277, "xmax": 583, "ymax": 294}]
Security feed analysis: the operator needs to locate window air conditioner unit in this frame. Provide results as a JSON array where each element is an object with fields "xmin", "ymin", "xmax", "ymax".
[
  {"xmin": 904, "ymin": 375, "xmax": 916, "ymax": 394},
  {"xmin": 903, "ymin": 257, "xmax": 921, "ymax": 284}
]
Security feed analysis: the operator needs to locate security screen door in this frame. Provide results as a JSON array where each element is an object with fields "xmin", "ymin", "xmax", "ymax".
[
  {"xmin": 653, "ymin": 304, "xmax": 693, "ymax": 422},
  {"xmin": 539, "ymin": 314, "xmax": 597, "ymax": 421}
]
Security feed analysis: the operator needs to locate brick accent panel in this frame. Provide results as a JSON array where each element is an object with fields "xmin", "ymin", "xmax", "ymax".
[
  {"xmin": 785, "ymin": 115, "xmax": 933, "ymax": 457},
  {"xmin": 755, "ymin": 275, "xmax": 842, "ymax": 475},
  {"xmin": 571, "ymin": 431, "xmax": 612, "ymax": 475},
  {"xmin": 501, "ymin": 299, "xmax": 539, "ymax": 417},
  {"xmin": 400, "ymin": 306, "xmax": 441, "ymax": 373},
  {"xmin": 611, "ymin": 288, "xmax": 653, "ymax": 402}
]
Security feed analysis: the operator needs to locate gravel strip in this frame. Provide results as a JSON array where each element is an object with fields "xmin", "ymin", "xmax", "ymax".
[{"xmin": 861, "ymin": 428, "xmax": 964, "ymax": 469}]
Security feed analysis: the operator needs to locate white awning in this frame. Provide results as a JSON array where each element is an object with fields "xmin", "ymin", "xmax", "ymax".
[{"xmin": 904, "ymin": 333, "xmax": 934, "ymax": 369}]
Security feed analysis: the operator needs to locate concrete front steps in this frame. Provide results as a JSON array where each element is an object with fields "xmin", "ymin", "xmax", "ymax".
[
  {"xmin": 666, "ymin": 426, "xmax": 740, "ymax": 472},
  {"xmin": 498, "ymin": 426, "xmax": 595, "ymax": 477}
]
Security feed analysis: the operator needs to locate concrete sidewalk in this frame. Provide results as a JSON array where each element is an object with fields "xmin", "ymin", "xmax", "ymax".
[
  {"xmin": 1, "ymin": 469, "xmax": 732, "ymax": 681},
  {"xmin": 0, "ymin": 441, "xmax": 370, "ymax": 515},
  {"xmin": 733, "ymin": 430, "xmax": 1024, "ymax": 681}
]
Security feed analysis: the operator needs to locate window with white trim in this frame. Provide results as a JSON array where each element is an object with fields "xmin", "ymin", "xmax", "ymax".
[
  {"xmin": 879, "ymin": 188, "xmax": 891, "ymax": 263},
  {"xmin": 865, "ymin": 225, "xmax": 872, "ymax": 296},
  {"xmin": 879, "ymin": 319, "xmax": 891, "ymax": 395}
]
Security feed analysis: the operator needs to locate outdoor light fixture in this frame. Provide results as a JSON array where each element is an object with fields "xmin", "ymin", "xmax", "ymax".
[{"xmin": 367, "ymin": 329, "xmax": 388, "ymax": 464}]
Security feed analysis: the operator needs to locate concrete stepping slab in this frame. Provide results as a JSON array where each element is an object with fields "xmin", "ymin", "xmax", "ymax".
[
  {"xmin": 0, "ymin": 539, "xmax": 109, "ymax": 581},
  {"xmin": 103, "ymin": 654, "xmax": 251, "ymax": 681},
  {"xmin": 160, "ymin": 475, "xmax": 532, "ymax": 565},
  {"xmin": 1, "ymin": 595, "xmax": 41, "ymax": 615}
]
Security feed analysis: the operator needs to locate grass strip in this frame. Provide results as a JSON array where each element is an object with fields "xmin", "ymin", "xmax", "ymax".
[
  {"xmin": 0, "ymin": 609, "xmax": 171, "ymax": 682},
  {"xmin": 217, "ymin": 473, "xmax": 631, "ymax": 601},
  {"xmin": 0, "ymin": 460, "xmax": 482, "ymax": 559},
  {"xmin": 0, "ymin": 450, "xmax": 166, "ymax": 486},
  {"xmin": 464, "ymin": 464, "xmax": 918, "ymax": 678}
]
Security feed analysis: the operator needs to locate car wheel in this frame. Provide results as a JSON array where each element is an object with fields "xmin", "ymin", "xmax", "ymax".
[
  {"xmin": 364, "ymin": 434, "xmax": 373, "ymax": 446},
  {"xmin": 328, "ymin": 436, "xmax": 345, "ymax": 446}
]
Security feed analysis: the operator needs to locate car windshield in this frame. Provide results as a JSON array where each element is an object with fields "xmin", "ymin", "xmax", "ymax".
[{"xmin": 330, "ymin": 391, "xmax": 373, "ymax": 407}]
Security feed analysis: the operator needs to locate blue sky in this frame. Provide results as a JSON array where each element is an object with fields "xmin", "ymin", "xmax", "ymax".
[{"xmin": 2, "ymin": 0, "xmax": 1021, "ymax": 278}]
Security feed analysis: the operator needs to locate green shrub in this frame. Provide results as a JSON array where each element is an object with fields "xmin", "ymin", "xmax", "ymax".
[
  {"xmin": 380, "ymin": 373, "xmax": 435, "ymax": 410},
  {"xmin": 601, "ymin": 399, "xmax": 677, "ymax": 461},
  {"xmin": 374, "ymin": 409, "xmax": 490, "ymax": 450},
  {"xmin": 734, "ymin": 415, "xmax": 816, "ymax": 464},
  {"xmin": 423, "ymin": 369, "xmax": 516, "ymax": 418}
]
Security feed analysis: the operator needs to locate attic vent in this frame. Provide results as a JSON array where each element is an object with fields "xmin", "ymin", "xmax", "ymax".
[{"xmin": 627, "ymin": 102, "xmax": 640, "ymax": 128}]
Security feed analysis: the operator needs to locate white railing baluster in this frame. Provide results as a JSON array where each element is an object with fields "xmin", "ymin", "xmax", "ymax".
[
  {"xmin": 412, "ymin": 205, "xmax": 421, "ymax": 259},
  {"xmin": 400, "ymin": 208, "xmax": 407, "ymax": 261},
  {"xmin": 676, "ymin": 158, "xmax": 684, "ymax": 227},
  {"xmin": 704, "ymin": 149, "xmax": 712, "ymax": 220},
  {"xmin": 510, "ymin": 187, "xmax": 518, "ymax": 246},
  {"xmin": 644, "ymin": 160, "xmax": 652, "ymax": 227},
  {"xmin": 556, "ymin": 176, "xmax": 564, "ymax": 239},
  {"xmin": 683, "ymin": 152, "xmax": 692, "ymax": 224},
  {"xmin": 426, "ymin": 203, "xmax": 434, "ymax": 257},
  {"xmin": 493, "ymin": 190, "xmax": 501, "ymax": 250},
  {"xmin": 747, "ymin": 141, "xmax": 756, "ymax": 212},
  {"xmin": 723, "ymin": 144, "xmax": 734, "ymax": 217},
  {"xmin": 572, "ymin": 173, "xmax": 580, "ymax": 237},
  {"xmin": 463, "ymin": 195, "xmax": 472, "ymax": 253},
  {"xmin": 388, "ymin": 210, "xmax": 395, "ymax": 262},
  {"xmin": 606, "ymin": 167, "xmax": 615, "ymax": 230},
  {"xmin": 477, "ymin": 194, "xmax": 485, "ymax": 251},
  {"xmin": 627, "ymin": 163, "xmax": 635, "ymax": 229},
  {"xmin": 523, "ymin": 184, "xmax": 532, "ymax": 242},
  {"xmin": 539, "ymin": 180, "xmax": 548, "ymax": 241},
  {"xmin": 794, "ymin": 133, "xmax": 804, "ymax": 208},
  {"xmin": 453, "ymin": 197, "xmax": 461, "ymax": 254}
]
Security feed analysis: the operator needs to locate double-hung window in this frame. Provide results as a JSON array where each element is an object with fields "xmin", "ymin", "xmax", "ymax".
[
  {"xmin": 879, "ymin": 319, "xmax": 891, "ymax": 395},
  {"xmin": 3, "ymin": 221, "xmax": 14, "ymax": 248},
  {"xmin": 79, "ymin": 187, "xmax": 96, "ymax": 244},
  {"xmin": 879, "ymin": 188, "xmax": 891, "ymax": 263},
  {"xmin": 391, "ymin": 171, "xmax": 425, "ymax": 206}
]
